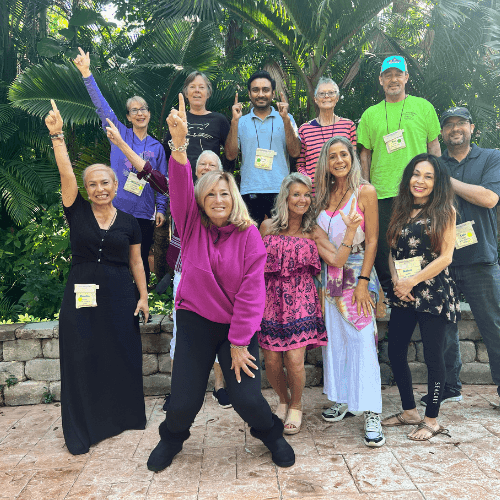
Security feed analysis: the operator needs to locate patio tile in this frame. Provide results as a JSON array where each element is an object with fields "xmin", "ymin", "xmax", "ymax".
[
  {"xmin": 15, "ymin": 467, "xmax": 80, "ymax": 499},
  {"xmin": 197, "ymin": 476, "xmax": 280, "ymax": 500},
  {"xmin": 0, "ymin": 470, "xmax": 35, "ymax": 497},
  {"xmin": 458, "ymin": 435, "xmax": 500, "ymax": 478},
  {"xmin": 415, "ymin": 479, "xmax": 500, "ymax": 499}
]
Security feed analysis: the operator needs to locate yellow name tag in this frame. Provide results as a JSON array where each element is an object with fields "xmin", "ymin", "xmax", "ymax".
[
  {"xmin": 123, "ymin": 172, "xmax": 147, "ymax": 196},
  {"xmin": 395, "ymin": 256, "xmax": 422, "ymax": 280},
  {"xmin": 383, "ymin": 129, "xmax": 406, "ymax": 154},
  {"xmin": 254, "ymin": 148, "xmax": 277, "ymax": 170},
  {"xmin": 455, "ymin": 221, "xmax": 478, "ymax": 249},
  {"xmin": 74, "ymin": 284, "xmax": 99, "ymax": 308}
]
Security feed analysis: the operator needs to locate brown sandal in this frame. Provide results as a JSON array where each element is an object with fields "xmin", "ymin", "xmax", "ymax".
[
  {"xmin": 407, "ymin": 422, "xmax": 451, "ymax": 441},
  {"xmin": 382, "ymin": 412, "xmax": 423, "ymax": 427},
  {"xmin": 284, "ymin": 409, "xmax": 302, "ymax": 435}
]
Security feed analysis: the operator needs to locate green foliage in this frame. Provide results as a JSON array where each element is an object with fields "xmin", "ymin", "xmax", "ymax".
[
  {"xmin": 5, "ymin": 376, "xmax": 19, "ymax": 388},
  {"xmin": 148, "ymin": 274, "xmax": 174, "ymax": 316},
  {"xmin": 42, "ymin": 387, "xmax": 55, "ymax": 404}
]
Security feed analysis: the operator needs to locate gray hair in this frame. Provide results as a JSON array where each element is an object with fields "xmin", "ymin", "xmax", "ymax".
[
  {"xmin": 195, "ymin": 150, "xmax": 223, "ymax": 174},
  {"xmin": 183, "ymin": 71, "xmax": 213, "ymax": 98},
  {"xmin": 314, "ymin": 77, "xmax": 339, "ymax": 97},
  {"xmin": 268, "ymin": 173, "xmax": 316, "ymax": 234},
  {"xmin": 82, "ymin": 163, "xmax": 117, "ymax": 185},
  {"xmin": 126, "ymin": 96, "xmax": 148, "ymax": 113}
]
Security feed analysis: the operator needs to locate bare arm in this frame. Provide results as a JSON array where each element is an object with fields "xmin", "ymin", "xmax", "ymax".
[
  {"xmin": 259, "ymin": 218, "xmax": 273, "ymax": 238},
  {"xmin": 450, "ymin": 178, "xmax": 499, "ymax": 208},
  {"xmin": 360, "ymin": 147, "xmax": 372, "ymax": 182},
  {"xmin": 225, "ymin": 93, "xmax": 242, "ymax": 161},
  {"xmin": 427, "ymin": 137, "xmax": 441, "ymax": 156},
  {"xmin": 129, "ymin": 243, "xmax": 149, "ymax": 323},
  {"xmin": 45, "ymin": 100, "xmax": 78, "ymax": 207},
  {"xmin": 277, "ymin": 93, "xmax": 301, "ymax": 158},
  {"xmin": 106, "ymin": 119, "xmax": 146, "ymax": 171}
]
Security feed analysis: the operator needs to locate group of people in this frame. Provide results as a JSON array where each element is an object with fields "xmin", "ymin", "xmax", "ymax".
[{"xmin": 45, "ymin": 49, "xmax": 500, "ymax": 472}]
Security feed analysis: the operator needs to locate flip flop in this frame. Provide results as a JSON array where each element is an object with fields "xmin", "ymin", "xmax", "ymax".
[
  {"xmin": 284, "ymin": 409, "xmax": 302, "ymax": 435},
  {"xmin": 407, "ymin": 422, "xmax": 451, "ymax": 441},
  {"xmin": 382, "ymin": 412, "xmax": 423, "ymax": 427},
  {"xmin": 274, "ymin": 403, "xmax": 289, "ymax": 423}
]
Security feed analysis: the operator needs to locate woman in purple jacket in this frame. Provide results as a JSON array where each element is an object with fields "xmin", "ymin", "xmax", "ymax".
[{"xmin": 106, "ymin": 95, "xmax": 295, "ymax": 472}]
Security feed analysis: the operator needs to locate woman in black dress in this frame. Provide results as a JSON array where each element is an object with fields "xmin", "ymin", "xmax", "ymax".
[
  {"xmin": 381, "ymin": 153, "xmax": 459, "ymax": 441},
  {"xmin": 46, "ymin": 100, "xmax": 149, "ymax": 455}
]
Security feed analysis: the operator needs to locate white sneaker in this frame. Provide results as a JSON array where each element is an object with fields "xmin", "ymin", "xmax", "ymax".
[
  {"xmin": 322, "ymin": 403, "xmax": 349, "ymax": 422},
  {"xmin": 363, "ymin": 411, "xmax": 386, "ymax": 447}
]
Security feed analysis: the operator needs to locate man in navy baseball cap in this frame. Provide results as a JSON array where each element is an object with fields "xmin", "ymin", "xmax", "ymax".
[{"xmin": 439, "ymin": 106, "xmax": 473, "ymax": 127}]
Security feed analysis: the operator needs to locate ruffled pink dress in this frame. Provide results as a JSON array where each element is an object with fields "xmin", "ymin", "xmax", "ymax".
[{"xmin": 258, "ymin": 235, "xmax": 327, "ymax": 351}]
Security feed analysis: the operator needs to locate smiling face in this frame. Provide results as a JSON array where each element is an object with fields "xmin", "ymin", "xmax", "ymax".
[
  {"xmin": 287, "ymin": 182, "xmax": 312, "ymax": 217},
  {"xmin": 203, "ymin": 179, "xmax": 233, "ymax": 227},
  {"xmin": 379, "ymin": 68, "xmax": 408, "ymax": 99},
  {"xmin": 314, "ymin": 83, "xmax": 339, "ymax": 112},
  {"xmin": 84, "ymin": 167, "xmax": 118, "ymax": 206},
  {"xmin": 248, "ymin": 78, "xmax": 275, "ymax": 111},
  {"xmin": 328, "ymin": 141, "xmax": 352, "ymax": 179},
  {"xmin": 409, "ymin": 160, "xmax": 435, "ymax": 205},
  {"xmin": 196, "ymin": 152, "xmax": 220, "ymax": 179},
  {"xmin": 186, "ymin": 75, "xmax": 209, "ymax": 110},
  {"xmin": 126, "ymin": 100, "xmax": 150, "ymax": 131},
  {"xmin": 441, "ymin": 116, "xmax": 475, "ymax": 147}
]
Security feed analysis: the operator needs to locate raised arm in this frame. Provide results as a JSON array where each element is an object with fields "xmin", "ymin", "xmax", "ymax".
[
  {"xmin": 225, "ymin": 92, "xmax": 241, "ymax": 161},
  {"xmin": 45, "ymin": 100, "xmax": 78, "ymax": 207},
  {"xmin": 277, "ymin": 92, "xmax": 301, "ymax": 158}
]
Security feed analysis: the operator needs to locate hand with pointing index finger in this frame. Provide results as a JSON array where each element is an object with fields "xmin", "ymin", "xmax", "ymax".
[
  {"xmin": 339, "ymin": 197, "xmax": 362, "ymax": 231},
  {"xmin": 276, "ymin": 91, "xmax": 290, "ymax": 119},
  {"xmin": 45, "ymin": 99, "xmax": 63, "ymax": 135},
  {"xmin": 232, "ymin": 92, "xmax": 242, "ymax": 121},
  {"xmin": 166, "ymin": 93, "xmax": 188, "ymax": 146},
  {"xmin": 73, "ymin": 47, "xmax": 91, "ymax": 78}
]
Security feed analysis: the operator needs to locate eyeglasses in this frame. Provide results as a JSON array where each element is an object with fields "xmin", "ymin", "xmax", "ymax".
[
  {"xmin": 443, "ymin": 120, "xmax": 469, "ymax": 130},
  {"xmin": 129, "ymin": 107, "xmax": 149, "ymax": 115},
  {"xmin": 317, "ymin": 91, "xmax": 338, "ymax": 98}
]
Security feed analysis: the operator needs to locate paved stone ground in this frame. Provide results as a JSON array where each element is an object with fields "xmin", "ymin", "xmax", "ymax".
[{"xmin": 0, "ymin": 385, "xmax": 499, "ymax": 500}]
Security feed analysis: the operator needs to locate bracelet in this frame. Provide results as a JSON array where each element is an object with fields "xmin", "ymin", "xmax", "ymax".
[
  {"xmin": 358, "ymin": 275, "xmax": 370, "ymax": 281},
  {"xmin": 50, "ymin": 133, "xmax": 64, "ymax": 139},
  {"xmin": 230, "ymin": 343, "xmax": 249, "ymax": 350},
  {"xmin": 341, "ymin": 242, "xmax": 353, "ymax": 249},
  {"xmin": 168, "ymin": 138, "xmax": 189, "ymax": 152}
]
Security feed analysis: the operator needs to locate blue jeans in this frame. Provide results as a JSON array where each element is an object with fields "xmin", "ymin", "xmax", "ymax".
[{"xmin": 443, "ymin": 263, "xmax": 500, "ymax": 397}]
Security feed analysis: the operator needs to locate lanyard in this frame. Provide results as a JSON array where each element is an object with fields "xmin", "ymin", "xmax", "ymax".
[
  {"xmin": 253, "ymin": 117, "xmax": 274, "ymax": 150},
  {"xmin": 384, "ymin": 98, "xmax": 406, "ymax": 135}
]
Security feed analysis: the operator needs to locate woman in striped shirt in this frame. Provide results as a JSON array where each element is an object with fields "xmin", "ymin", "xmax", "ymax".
[{"xmin": 297, "ymin": 78, "xmax": 356, "ymax": 192}]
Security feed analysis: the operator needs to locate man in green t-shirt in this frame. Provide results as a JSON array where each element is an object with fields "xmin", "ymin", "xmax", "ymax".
[{"xmin": 357, "ymin": 55, "xmax": 441, "ymax": 292}]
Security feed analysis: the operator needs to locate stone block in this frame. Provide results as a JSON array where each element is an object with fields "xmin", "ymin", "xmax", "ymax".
[
  {"xmin": 459, "ymin": 302, "xmax": 474, "ymax": 320},
  {"xmin": 158, "ymin": 354, "xmax": 172, "ymax": 373},
  {"xmin": 379, "ymin": 363, "xmax": 393, "ymax": 385},
  {"xmin": 305, "ymin": 347, "xmax": 323, "ymax": 367},
  {"xmin": 460, "ymin": 341, "xmax": 476, "ymax": 364},
  {"xmin": 0, "ymin": 346, "xmax": 2, "ymax": 362},
  {"xmin": 142, "ymin": 373, "xmax": 171, "ymax": 396},
  {"xmin": 378, "ymin": 342, "xmax": 389, "ymax": 364},
  {"xmin": 160, "ymin": 317, "xmax": 174, "ymax": 333},
  {"xmin": 206, "ymin": 370, "xmax": 215, "ymax": 392},
  {"xmin": 53, "ymin": 324, "xmax": 59, "ymax": 339},
  {"xmin": 410, "ymin": 324, "xmax": 421, "ymax": 342},
  {"xmin": 41, "ymin": 338, "xmax": 59, "ymax": 359},
  {"xmin": 260, "ymin": 368, "xmax": 271, "ymax": 389},
  {"xmin": 407, "ymin": 342, "xmax": 416, "ymax": 362},
  {"xmin": 408, "ymin": 362, "xmax": 427, "ymax": 384},
  {"xmin": 49, "ymin": 381, "xmax": 61, "ymax": 401},
  {"xmin": 139, "ymin": 315, "xmax": 161, "ymax": 334},
  {"xmin": 376, "ymin": 320, "xmax": 388, "ymax": 341},
  {"xmin": 0, "ymin": 323, "xmax": 24, "ymax": 341},
  {"xmin": 305, "ymin": 365, "xmax": 322, "ymax": 386},
  {"xmin": 142, "ymin": 354, "xmax": 158, "ymax": 376},
  {"xmin": 141, "ymin": 333, "xmax": 172, "ymax": 354},
  {"xmin": 416, "ymin": 342, "xmax": 425, "ymax": 363},
  {"xmin": 477, "ymin": 342, "xmax": 489, "ymax": 363},
  {"xmin": 16, "ymin": 321, "xmax": 58, "ymax": 340},
  {"xmin": 4, "ymin": 380, "xmax": 46, "ymax": 406},
  {"xmin": 25, "ymin": 359, "xmax": 60, "ymax": 381},
  {"xmin": 458, "ymin": 320, "xmax": 481, "ymax": 341},
  {"xmin": 460, "ymin": 363, "xmax": 493, "ymax": 384},
  {"xmin": 3, "ymin": 339, "xmax": 42, "ymax": 362},
  {"xmin": 0, "ymin": 361, "xmax": 26, "ymax": 384}
]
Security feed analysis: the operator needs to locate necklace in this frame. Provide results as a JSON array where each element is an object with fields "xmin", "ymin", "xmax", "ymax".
[
  {"xmin": 317, "ymin": 114, "xmax": 338, "ymax": 144},
  {"xmin": 411, "ymin": 202, "xmax": 428, "ymax": 210},
  {"xmin": 93, "ymin": 207, "xmax": 117, "ymax": 230},
  {"xmin": 327, "ymin": 188, "xmax": 349, "ymax": 236}
]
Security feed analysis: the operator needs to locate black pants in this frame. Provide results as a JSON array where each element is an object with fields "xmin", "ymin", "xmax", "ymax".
[
  {"xmin": 242, "ymin": 193, "xmax": 277, "ymax": 227},
  {"xmin": 136, "ymin": 218, "xmax": 155, "ymax": 285},
  {"xmin": 375, "ymin": 197, "xmax": 394, "ymax": 293},
  {"xmin": 162, "ymin": 309, "xmax": 274, "ymax": 436},
  {"xmin": 388, "ymin": 307, "xmax": 447, "ymax": 419}
]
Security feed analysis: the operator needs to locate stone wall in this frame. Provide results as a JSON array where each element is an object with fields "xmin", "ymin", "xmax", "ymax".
[{"xmin": 0, "ymin": 302, "xmax": 492, "ymax": 406}]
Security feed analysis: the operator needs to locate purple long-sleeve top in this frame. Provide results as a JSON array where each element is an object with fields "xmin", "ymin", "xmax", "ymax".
[
  {"xmin": 166, "ymin": 156, "xmax": 267, "ymax": 346},
  {"xmin": 83, "ymin": 75, "xmax": 168, "ymax": 219}
]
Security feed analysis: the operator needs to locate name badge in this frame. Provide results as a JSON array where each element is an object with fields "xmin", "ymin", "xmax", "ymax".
[
  {"xmin": 123, "ymin": 172, "xmax": 147, "ymax": 196},
  {"xmin": 394, "ymin": 256, "xmax": 422, "ymax": 280},
  {"xmin": 383, "ymin": 129, "xmax": 406, "ymax": 154},
  {"xmin": 254, "ymin": 148, "xmax": 277, "ymax": 170},
  {"xmin": 74, "ymin": 284, "xmax": 99, "ymax": 308},
  {"xmin": 455, "ymin": 221, "xmax": 478, "ymax": 249}
]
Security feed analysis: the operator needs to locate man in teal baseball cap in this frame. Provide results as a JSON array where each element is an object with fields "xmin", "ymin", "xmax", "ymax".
[{"xmin": 357, "ymin": 55, "xmax": 441, "ymax": 292}]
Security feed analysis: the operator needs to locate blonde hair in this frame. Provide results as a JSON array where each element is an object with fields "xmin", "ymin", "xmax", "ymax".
[
  {"xmin": 82, "ymin": 163, "xmax": 117, "ymax": 185},
  {"xmin": 268, "ymin": 173, "xmax": 316, "ymax": 234},
  {"xmin": 314, "ymin": 136, "xmax": 368, "ymax": 215},
  {"xmin": 194, "ymin": 171, "xmax": 255, "ymax": 230}
]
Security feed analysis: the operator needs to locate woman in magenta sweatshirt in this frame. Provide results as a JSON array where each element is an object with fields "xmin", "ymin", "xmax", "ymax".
[{"xmin": 106, "ymin": 95, "xmax": 295, "ymax": 472}]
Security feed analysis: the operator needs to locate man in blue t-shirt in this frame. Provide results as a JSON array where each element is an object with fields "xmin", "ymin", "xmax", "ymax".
[
  {"xmin": 421, "ymin": 107, "xmax": 500, "ymax": 407},
  {"xmin": 225, "ymin": 70, "xmax": 301, "ymax": 225}
]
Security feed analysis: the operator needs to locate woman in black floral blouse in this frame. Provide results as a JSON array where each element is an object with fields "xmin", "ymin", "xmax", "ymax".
[{"xmin": 381, "ymin": 153, "xmax": 459, "ymax": 441}]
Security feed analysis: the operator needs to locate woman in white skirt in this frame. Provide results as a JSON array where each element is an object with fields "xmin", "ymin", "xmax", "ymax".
[{"xmin": 314, "ymin": 136, "xmax": 384, "ymax": 447}]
